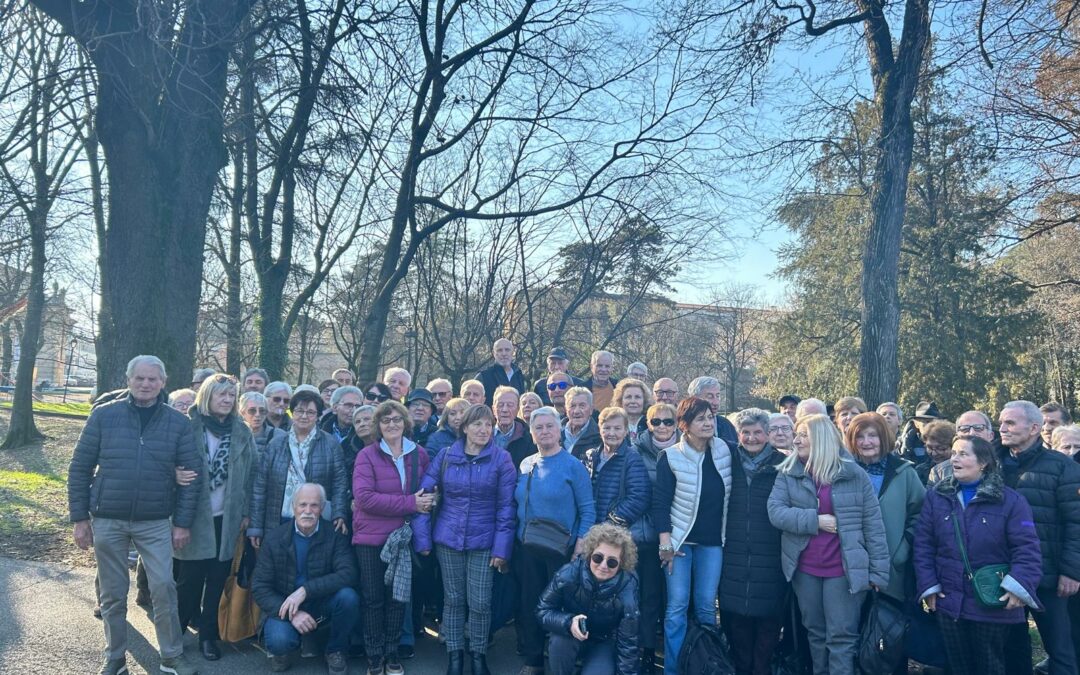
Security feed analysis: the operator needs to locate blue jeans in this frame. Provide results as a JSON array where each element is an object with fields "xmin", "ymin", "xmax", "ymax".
[
  {"xmin": 664, "ymin": 543, "xmax": 722, "ymax": 674},
  {"xmin": 263, "ymin": 587, "xmax": 360, "ymax": 655}
]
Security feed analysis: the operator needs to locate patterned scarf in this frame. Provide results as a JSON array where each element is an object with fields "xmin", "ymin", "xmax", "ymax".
[
  {"xmin": 201, "ymin": 414, "xmax": 233, "ymax": 491},
  {"xmin": 283, "ymin": 427, "xmax": 316, "ymax": 517},
  {"xmin": 858, "ymin": 455, "xmax": 889, "ymax": 476}
]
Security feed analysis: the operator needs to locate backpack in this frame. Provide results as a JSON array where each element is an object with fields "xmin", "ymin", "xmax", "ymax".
[{"xmin": 678, "ymin": 619, "xmax": 735, "ymax": 675}]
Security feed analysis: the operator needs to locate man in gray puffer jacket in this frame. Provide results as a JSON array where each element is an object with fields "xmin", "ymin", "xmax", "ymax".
[{"xmin": 68, "ymin": 355, "xmax": 203, "ymax": 675}]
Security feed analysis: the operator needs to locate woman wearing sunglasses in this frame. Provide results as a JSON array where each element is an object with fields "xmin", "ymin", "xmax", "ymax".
[
  {"xmin": 362, "ymin": 381, "xmax": 394, "ymax": 406},
  {"xmin": 537, "ymin": 523, "xmax": 640, "ymax": 675}
]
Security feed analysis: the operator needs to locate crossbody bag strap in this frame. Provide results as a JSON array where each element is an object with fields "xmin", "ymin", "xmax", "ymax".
[
  {"xmin": 523, "ymin": 463, "xmax": 535, "ymax": 521},
  {"xmin": 950, "ymin": 509, "xmax": 974, "ymax": 579},
  {"xmin": 409, "ymin": 449, "xmax": 420, "ymax": 494}
]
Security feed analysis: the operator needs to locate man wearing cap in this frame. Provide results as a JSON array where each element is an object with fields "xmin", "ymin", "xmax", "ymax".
[
  {"xmin": 777, "ymin": 395, "xmax": 800, "ymax": 424},
  {"xmin": 407, "ymin": 389, "xmax": 438, "ymax": 447},
  {"xmin": 532, "ymin": 347, "xmax": 584, "ymax": 405},
  {"xmin": 898, "ymin": 400, "xmax": 941, "ymax": 466},
  {"xmin": 476, "ymin": 338, "xmax": 527, "ymax": 405}
]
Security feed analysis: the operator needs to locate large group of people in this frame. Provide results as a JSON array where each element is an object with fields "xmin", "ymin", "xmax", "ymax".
[{"xmin": 67, "ymin": 340, "xmax": 1080, "ymax": 675}]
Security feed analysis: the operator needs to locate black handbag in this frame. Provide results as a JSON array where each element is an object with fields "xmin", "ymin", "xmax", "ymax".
[
  {"xmin": 520, "ymin": 464, "xmax": 574, "ymax": 558},
  {"xmin": 857, "ymin": 591, "xmax": 908, "ymax": 674}
]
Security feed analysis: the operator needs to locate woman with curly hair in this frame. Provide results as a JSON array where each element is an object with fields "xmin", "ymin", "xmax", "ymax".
[{"xmin": 537, "ymin": 523, "xmax": 640, "ymax": 675}]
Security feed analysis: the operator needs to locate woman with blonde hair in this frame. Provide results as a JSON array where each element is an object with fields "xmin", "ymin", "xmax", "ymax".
[
  {"xmin": 768, "ymin": 413, "xmax": 889, "ymax": 675},
  {"xmin": 612, "ymin": 378, "xmax": 653, "ymax": 444},
  {"xmin": 537, "ymin": 523, "xmax": 640, "ymax": 675},
  {"xmin": 834, "ymin": 396, "xmax": 868, "ymax": 435},
  {"xmin": 425, "ymin": 396, "xmax": 471, "ymax": 457}
]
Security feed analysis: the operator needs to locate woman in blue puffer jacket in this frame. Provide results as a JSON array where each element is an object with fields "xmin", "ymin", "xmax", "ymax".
[{"xmin": 413, "ymin": 404, "xmax": 517, "ymax": 675}]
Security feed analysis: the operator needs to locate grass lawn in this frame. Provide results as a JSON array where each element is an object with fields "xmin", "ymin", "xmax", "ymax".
[
  {"xmin": 0, "ymin": 415, "xmax": 94, "ymax": 566},
  {"xmin": 0, "ymin": 400, "xmax": 91, "ymax": 417}
]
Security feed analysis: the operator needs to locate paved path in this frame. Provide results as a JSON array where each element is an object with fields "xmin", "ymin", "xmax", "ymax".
[{"xmin": 0, "ymin": 556, "xmax": 520, "ymax": 674}]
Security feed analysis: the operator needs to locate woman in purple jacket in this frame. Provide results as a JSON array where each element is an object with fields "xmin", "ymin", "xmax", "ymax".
[
  {"xmin": 414, "ymin": 404, "xmax": 516, "ymax": 675},
  {"xmin": 352, "ymin": 400, "xmax": 434, "ymax": 675},
  {"xmin": 914, "ymin": 435, "xmax": 1043, "ymax": 675}
]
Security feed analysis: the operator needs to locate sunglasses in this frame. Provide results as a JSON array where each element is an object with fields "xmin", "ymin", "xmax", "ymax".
[
  {"xmin": 547, "ymin": 382, "xmax": 570, "ymax": 391},
  {"xmin": 270, "ymin": 396, "xmax": 289, "ymax": 403},
  {"xmin": 649, "ymin": 418, "xmax": 675, "ymax": 427},
  {"xmin": 365, "ymin": 392, "xmax": 391, "ymax": 402},
  {"xmin": 590, "ymin": 553, "xmax": 620, "ymax": 570}
]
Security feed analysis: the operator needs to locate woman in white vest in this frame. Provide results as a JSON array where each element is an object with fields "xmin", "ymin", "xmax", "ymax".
[{"xmin": 650, "ymin": 396, "xmax": 733, "ymax": 674}]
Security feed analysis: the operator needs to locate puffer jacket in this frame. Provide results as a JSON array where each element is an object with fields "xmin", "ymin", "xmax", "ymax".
[
  {"xmin": 319, "ymin": 413, "xmax": 356, "ymax": 451},
  {"xmin": 584, "ymin": 440, "xmax": 652, "ymax": 541},
  {"xmin": 251, "ymin": 519, "xmax": 357, "ymax": 617},
  {"xmin": 253, "ymin": 424, "xmax": 285, "ymax": 456},
  {"xmin": 351, "ymin": 441, "xmax": 429, "ymax": 547},
  {"xmin": 247, "ymin": 429, "xmax": 348, "ymax": 538},
  {"xmin": 424, "ymin": 427, "xmax": 458, "ymax": 459},
  {"xmin": 768, "ymin": 457, "xmax": 890, "ymax": 593},
  {"xmin": 537, "ymin": 557, "xmax": 640, "ymax": 675},
  {"xmin": 413, "ymin": 438, "xmax": 517, "ymax": 560},
  {"xmin": 999, "ymin": 440, "xmax": 1080, "ymax": 586},
  {"xmin": 564, "ymin": 418, "xmax": 602, "ymax": 461},
  {"xmin": 68, "ymin": 392, "xmax": 202, "ymax": 527},
  {"xmin": 719, "ymin": 446, "xmax": 787, "ymax": 618},
  {"xmin": 175, "ymin": 413, "xmax": 256, "ymax": 562},
  {"xmin": 633, "ymin": 431, "xmax": 680, "ymax": 484},
  {"xmin": 913, "ymin": 471, "xmax": 1042, "ymax": 623}
]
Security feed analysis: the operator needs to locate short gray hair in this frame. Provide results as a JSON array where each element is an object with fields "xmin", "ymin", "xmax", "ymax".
[
  {"xmin": 427, "ymin": 377, "xmax": 451, "ymax": 391},
  {"xmin": 876, "ymin": 402, "xmax": 902, "ymax": 420},
  {"xmin": 590, "ymin": 350, "xmax": 614, "ymax": 366},
  {"xmin": 687, "ymin": 376, "xmax": 720, "ymax": 396},
  {"xmin": 566, "ymin": 386, "xmax": 593, "ymax": 407},
  {"xmin": 126, "ymin": 355, "xmax": 167, "ymax": 380},
  {"xmin": 956, "ymin": 410, "xmax": 992, "ymax": 429},
  {"xmin": 795, "ymin": 398, "xmax": 828, "ymax": 419},
  {"xmin": 291, "ymin": 482, "xmax": 327, "ymax": 510},
  {"xmin": 242, "ymin": 367, "xmax": 269, "ymax": 383},
  {"xmin": 192, "ymin": 367, "xmax": 216, "ymax": 382},
  {"xmin": 493, "ymin": 385, "xmax": 519, "ymax": 402},
  {"xmin": 239, "ymin": 391, "xmax": 268, "ymax": 410},
  {"xmin": 530, "ymin": 406, "xmax": 562, "ymax": 427},
  {"xmin": 460, "ymin": 379, "xmax": 484, "ymax": 395},
  {"xmin": 1052, "ymin": 424, "xmax": 1080, "ymax": 447},
  {"xmin": 294, "ymin": 384, "xmax": 319, "ymax": 396},
  {"xmin": 352, "ymin": 404, "xmax": 376, "ymax": 422},
  {"xmin": 264, "ymin": 381, "xmax": 293, "ymax": 399},
  {"xmin": 330, "ymin": 385, "xmax": 363, "ymax": 406},
  {"xmin": 1003, "ymin": 400, "xmax": 1043, "ymax": 426},
  {"xmin": 383, "ymin": 367, "xmax": 412, "ymax": 385},
  {"xmin": 626, "ymin": 361, "xmax": 648, "ymax": 376},
  {"xmin": 768, "ymin": 412, "xmax": 793, "ymax": 428},
  {"xmin": 735, "ymin": 407, "xmax": 771, "ymax": 430}
]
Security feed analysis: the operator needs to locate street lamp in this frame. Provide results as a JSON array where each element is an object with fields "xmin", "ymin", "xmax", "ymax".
[{"xmin": 62, "ymin": 338, "xmax": 77, "ymax": 403}]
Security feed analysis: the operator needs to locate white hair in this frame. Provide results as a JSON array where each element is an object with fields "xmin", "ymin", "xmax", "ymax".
[
  {"xmin": 1003, "ymin": 400, "xmax": 1043, "ymax": 426},
  {"xmin": 239, "ymin": 391, "xmax": 268, "ymax": 409},
  {"xmin": 530, "ymin": 406, "xmax": 562, "ymax": 427},
  {"xmin": 126, "ymin": 355, "xmax": 167, "ymax": 380},
  {"xmin": 795, "ymin": 398, "xmax": 828, "ymax": 419},
  {"xmin": 330, "ymin": 385, "xmax": 363, "ymax": 406},
  {"xmin": 590, "ymin": 350, "xmax": 614, "ymax": 366},
  {"xmin": 264, "ymin": 381, "xmax": 293, "ymax": 398},
  {"xmin": 956, "ymin": 410, "xmax": 993, "ymax": 429},
  {"xmin": 291, "ymin": 482, "xmax": 327, "ymax": 510},
  {"xmin": 687, "ymin": 376, "xmax": 720, "ymax": 396},
  {"xmin": 626, "ymin": 361, "xmax": 648, "ymax": 376},
  {"xmin": 876, "ymin": 402, "xmax": 902, "ymax": 420},
  {"xmin": 736, "ymin": 407, "xmax": 771, "ymax": 430},
  {"xmin": 294, "ymin": 384, "xmax": 319, "ymax": 396},
  {"xmin": 383, "ymin": 367, "xmax": 412, "ymax": 385},
  {"xmin": 566, "ymin": 386, "xmax": 593, "ymax": 407}
]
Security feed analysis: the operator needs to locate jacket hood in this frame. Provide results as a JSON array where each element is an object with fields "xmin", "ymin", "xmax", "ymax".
[{"xmin": 933, "ymin": 469, "xmax": 1005, "ymax": 502}]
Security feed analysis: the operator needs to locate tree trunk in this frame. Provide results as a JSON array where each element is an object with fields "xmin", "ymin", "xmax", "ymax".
[
  {"xmin": 30, "ymin": 1, "xmax": 253, "ymax": 391},
  {"xmin": 1, "ymin": 323, "xmax": 12, "ymax": 384},
  {"xmin": 257, "ymin": 271, "xmax": 288, "ymax": 380},
  {"xmin": 856, "ymin": 0, "xmax": 931, "ymax": 408},
  {"xmin": 3, "ymin": 210, "xmax": 46, "ymax": 448}
]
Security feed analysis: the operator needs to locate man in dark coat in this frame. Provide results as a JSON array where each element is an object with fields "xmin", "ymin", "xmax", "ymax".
[
  {"xmin": 253, "ymin": 483, "xmax": 359, "ymax": 674},
  {"xmin": 319, "ymin": 385, "xmax": 361, "ymax": 449},
  {"xmin": 999, "ymin": 400, "xmax": 1080, "ymax": 675},
  {"xmin": 68, "ymin": 355, "xmax": 203, "ymax": 675},
  {"xmin": 475, "ymin": 338, "xmax": 527, "ymax": 405},
  {"xmin": 562, "ymin": 387, "xmax": 602, "ymax": 461}
]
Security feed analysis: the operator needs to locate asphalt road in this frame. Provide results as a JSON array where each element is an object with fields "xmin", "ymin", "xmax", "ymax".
[{"xmin": 0, "ymin": 556, "xmax": 521, "ymax": 674}]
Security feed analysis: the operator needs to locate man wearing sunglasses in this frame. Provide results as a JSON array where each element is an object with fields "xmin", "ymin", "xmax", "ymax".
[
  {"xmin": 545, "ymin": 372, "xmax": 574, "ymax": 417},
  {"xmin": 532, "ymin": 347, "xmax": 584, "ymax": 405},
  {"xmin": 265, "ymin": 381, "xmax": 294, "ymax": 432}
]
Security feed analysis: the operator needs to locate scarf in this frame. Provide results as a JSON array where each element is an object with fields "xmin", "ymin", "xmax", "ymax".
[
  {"xmin": 858, "ymin": 455, "xmax": 889, "ymax": 475},
  {"xmin": 282, "ymin": 427, "xmax": 316, "ymax": 518},
  {"xmin": 738, "ymin": 445, "xmax": 774, "ymax": 484},
  {"xmin": 201, "ymin": 414, "xmax": 233, "ymax": 491}
]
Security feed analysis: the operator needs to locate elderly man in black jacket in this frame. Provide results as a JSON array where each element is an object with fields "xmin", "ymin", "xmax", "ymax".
[
  {"xmin": 476, "ymin": 337, "xmax": 527, "ymax": 405},
  {"xmin": 253, "ymin": 483, "xmax": 359, "ymax": 674},
  {"xmin": 68, "ymin": 354, "xmax": 203, "ymax": 675},
  {"xmin": 999, "ymin": 400, "xmax": 1080, "ymax": 675}
]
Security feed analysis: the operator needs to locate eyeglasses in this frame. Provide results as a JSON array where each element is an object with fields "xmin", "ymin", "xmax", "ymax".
[
  {"xmin": 654, "ymin": 389, "xmax": 678, "ymax": 397},
  {"xmin": 380, "ymin": 416, "xmax": 405, "ymax": 425},
  {"xmin": 365, "ymin": 392, "xmax": 390, "ymax": 402},
  {"xmin": 768, "ymin": 425, "xmax": 793, "ymax": 433},
  {"xmin": 431, "ymin": 391, "xmax": 451, "ymax": 398},
  {"xmin": 291, "ymin": 408, "xmax": 318, "ymax": 418},
  {"xmin": 337, "ymin": 402, "xmax": 360, "ymax": 409},
  {"xmin": 547, "ymin": 382, "xmax": 570, "ymax": 391},
  {"xmin": 590, "ymin": 553, "xmax": 620, "ymax": 570},
  {"xmin": 649, "ymin": 418, "xmax": 675, "ymax": 427},
  {"xmin": 957, "ymin": 424, "xmax": 989, "ymax": 434},
  {"xmin": 244, "ymin": 407, "xmax": 267, "ymax": 416}
]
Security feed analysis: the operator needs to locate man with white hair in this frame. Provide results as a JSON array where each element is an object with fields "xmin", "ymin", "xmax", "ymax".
[
  {"xmin": 265, "ymin": 381, "xmax": 294, "ymax": 432},
  {"xmin": 998, "ymin": 400, "xmax": 1080, "ymax": 675},
  {"xmin": 626, "ymin": 361, "xmax": 648, "ymax": 383},
  {"xmin": 252, "ymin": 483, "xmax": 359, "ymax": 674},
  {"xmin": 69, "ymin": 355, "xmax": 203, "ymax": 675},
  {"xmin": 794, "ymin": 397, "xmax": 827, "ymax": 420},
  {"xmin": 583, "ymin": 350, "xmax": 618, "ymax": 411},
  {"xmin": 687, "ymin": 376, "xmax": 738, "ymax": 447},
  {"xmin": 383, "ymin": 367, "xmax": 412, "ymax": 401},
  {"xmin": 562, "ymin": 386, "xmax": 601, "ymax": 460},
  {"xmin": 476, "ymin": 337, "xmax": 527, "ymax": 405},
  {"xmin": 331, "ymin": 368, "xmax": 355, "ymax": 387}
]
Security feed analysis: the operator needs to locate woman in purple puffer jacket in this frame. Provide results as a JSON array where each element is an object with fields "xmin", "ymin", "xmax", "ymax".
[
  {"xmin": 413, "ymin": 404, "xmax": 517, "ymax": 675},
  {"xmin": 914, "ymin": 435, "xmax": 1043, "ymax": 675}
]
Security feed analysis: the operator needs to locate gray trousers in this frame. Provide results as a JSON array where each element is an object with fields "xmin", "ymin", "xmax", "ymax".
[
  {"xmin": 792, "ymin": 571, "xmax": 865, "ymax": 675},
  {"xmin": 93, "ymin": 517, "xmax": 183, "ymax": 660},
  {"xmin": 436, "ymin": 546, "xmax": 494, "ymax": 654}
]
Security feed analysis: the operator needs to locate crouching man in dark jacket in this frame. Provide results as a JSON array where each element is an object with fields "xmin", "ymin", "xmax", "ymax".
[
  {"xmin": 252, "ymin": 483, "xmax": 359, "ymax": 675},
  {"xmin": 537, "ymin": 524, "xmax": 640, "ymax": 675}
]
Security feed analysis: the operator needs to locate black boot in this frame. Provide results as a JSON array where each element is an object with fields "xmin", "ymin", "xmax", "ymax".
[
  {"xmin": 640, "ymin": 648, "xmax": 655, "ymax": 674},
  {"xmin": 470, "ymin": 651, "xmax": 490, "ymax": 675},
  {"xmin": 446, "ymin": 650, "xmax": 464, "ymax": 675}
]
